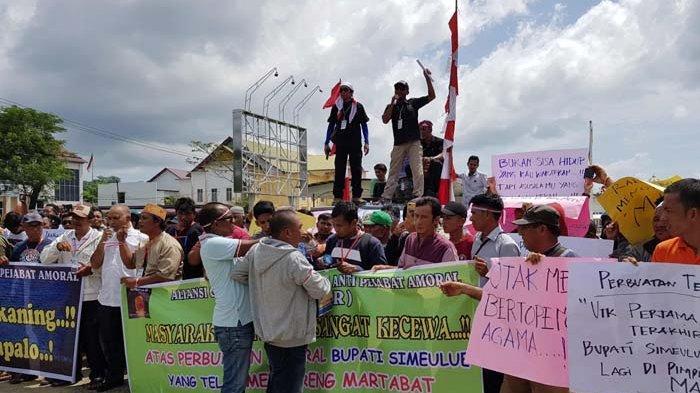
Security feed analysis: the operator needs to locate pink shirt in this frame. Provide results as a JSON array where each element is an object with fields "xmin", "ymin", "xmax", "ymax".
[
  {"xmin": 229, "ymin": 226, "xmax": 251, "ymax": 240},
  {"xmin": 398, "ymin": 233, "xmax": 458, "ymax": 268}
]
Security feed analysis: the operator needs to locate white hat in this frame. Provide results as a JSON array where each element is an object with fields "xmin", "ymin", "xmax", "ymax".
[{"xmin": 340, "ymin": 82, "xmax": 354, "ymax": 91}]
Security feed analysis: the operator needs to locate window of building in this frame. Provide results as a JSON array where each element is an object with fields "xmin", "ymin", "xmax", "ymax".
[
  {"xmin": 196, "ymin": 189, "xmax": 203, "ymax": 203},
  {"xmin": 55, "ymin": 169, "xmax": 80, "ymax": 201},
  {"xmin": 211, "ymin": 188, "xmax": 218, "ymax": 202},
  {"xmin": 226, "ymin": 188, "xmax": 232, "ymax": 201}
]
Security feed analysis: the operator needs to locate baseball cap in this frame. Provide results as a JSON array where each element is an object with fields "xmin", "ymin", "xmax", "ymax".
[
  {"xmin": 442, "ymin": 202, "xmax": 468, "ymax": 218},
  {"xmin": 69, "ymin": 203, "xmax": 92, "ymax": 218},
  {"xmin": 394, "ymin": 80, "xmax": 409, "ymax": 89},
  {"xmin": 362, "ymin": 211, "xmax": 393, "ymax": 228},
  {"xmin": 512, "ymin": 205, "xmax": 560, "ymax": 227},
  {"xmin": 340, "ymin": 82, "xmax": 354, "ymax": 91},
  {"xmin": 22, "ymin": 212, "xmax": 43, "ymax": 224},
  {"xmin": 230, "ymin": 206, "xmax": 245, "ymax": 215},
  {"xmin": 143, "ymin": 203, "xmax": 167, "ymax": 221}
]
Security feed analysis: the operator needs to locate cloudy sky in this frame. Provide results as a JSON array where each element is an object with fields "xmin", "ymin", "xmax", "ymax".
[{"xmin": 1, "ymin": 0, "xmax": 698, "ymax": 182}]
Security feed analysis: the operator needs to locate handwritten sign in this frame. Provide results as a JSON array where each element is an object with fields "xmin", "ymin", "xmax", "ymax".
[
  {"xmin": 568, "ymin": 262, "xmax": 700, "ymax": 393},
  {"xmin": 597, "ymin": 177, "xmax": 664, "ymax": 245},
  {"xmin": 509, "ymin": 234, "xmax": 613, "ymax": 258},
  {"xmin": 467, "ymin": 257, "xmax": 566, "ymax": 386},
  {"xmin": 492, "ymin": 148, "xmax": 588, "ymax": 197}
]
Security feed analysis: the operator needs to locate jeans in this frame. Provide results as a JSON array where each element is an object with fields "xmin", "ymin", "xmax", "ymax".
[
  {"xmin": 214, "ymin": 323, "xmax": 254, "ymax": 393},
  {"xmin": 264, "ymin": 343, "xmax": 307, "ymax": 393}
]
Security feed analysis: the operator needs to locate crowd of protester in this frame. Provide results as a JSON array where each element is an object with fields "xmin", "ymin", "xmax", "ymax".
[{"xmin": 1, "ymin": 151, "xmax": 698, "ymax": 393}]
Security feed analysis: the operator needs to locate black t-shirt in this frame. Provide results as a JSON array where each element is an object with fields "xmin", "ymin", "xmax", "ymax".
[
  {"xmin": 372, "ymin": 181, "xmax": 386, "ymax": 200},
  {"xmin": 387, "ymin": 96, "xmax": 431, "ymax": 146},
  {"xmin": 422, "ymin": 136, "xmax": 444, "ymax": 195},
  {"xmin": 327, "ymin": 101, "xmax": 369, "ymax": 149},
  {"xmin": 324, "ymin": 233, "xmax": 387, "ymax": 271},
  {"xmin": 166, "ymin": 223, "xmax": 204, "ymax": 279}
]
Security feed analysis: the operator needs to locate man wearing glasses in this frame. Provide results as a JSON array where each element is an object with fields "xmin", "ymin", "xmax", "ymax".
[
  {"xmin": 120, "ymin": 204, "xmax": 184, "ymax": 289},
  {"xmin": 324, "ymin": 82, "xmax": 370, "ymax": 205}
]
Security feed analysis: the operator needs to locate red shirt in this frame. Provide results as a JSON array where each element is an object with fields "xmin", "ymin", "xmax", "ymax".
[
  {"xmin": 229, "ymin": 226, "xmax": 251, "ymax": 240},
  {"xmin": 651, "ymin": 237, "xmax": 700, "ymax": 265},
  {"xmin": 453, "ymin": 234, "xmax": 474, "ymax": 260}
]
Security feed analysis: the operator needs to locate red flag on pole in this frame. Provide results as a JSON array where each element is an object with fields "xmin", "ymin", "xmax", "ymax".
[{"xmin": 438, "ymin": 2, "xmax": 458, "ymax": 205}]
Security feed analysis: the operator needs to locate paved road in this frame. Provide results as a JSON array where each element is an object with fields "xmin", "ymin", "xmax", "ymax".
[{"xmin": 0, "ymin": 377, "xmax": 129, "ymax": 392}]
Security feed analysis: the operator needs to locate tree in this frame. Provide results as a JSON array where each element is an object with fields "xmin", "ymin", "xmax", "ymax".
[
  {"xmin": 83, "ymin": 176, "xmax": 121, "ymax": 205},
  {"xmin": 0, "ymin": 105, "xmax": 69, "ymax": 208}
]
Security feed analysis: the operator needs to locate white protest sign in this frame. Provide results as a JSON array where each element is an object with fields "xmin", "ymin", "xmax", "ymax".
[
  {"xmin": 43, "ymin": 228, "xmax": 65, "ymax": 242},
  {"xmin": 509, "ymin": 234, "xmax": 613, "ymax": 258},
  {"xmin": 492, "ymin": 148, "xmax": 588, "ymax": 197},
  {"xmin": 568, "ymin": 262, "xmax": 700, "ymax": 393}
]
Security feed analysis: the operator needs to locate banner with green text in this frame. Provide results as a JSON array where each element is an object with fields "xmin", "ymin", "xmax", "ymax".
[{"xmin": 121, "ymin": 262, "xmax": 483, "ymax": 392}]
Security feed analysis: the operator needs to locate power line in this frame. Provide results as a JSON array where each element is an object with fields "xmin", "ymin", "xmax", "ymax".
[{"xmin": 0, "ymin": 97, "xmax": 202, "ymax": 160}]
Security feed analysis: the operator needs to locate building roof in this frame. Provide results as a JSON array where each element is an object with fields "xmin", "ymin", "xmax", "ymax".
[
  {"xmin": 148, "ymin": 168, "xmax": 191, "ymax": 182},
  {"xmin": 60, "ymin": 150, "xmax": 87, "ymax": 164},
  {"xmin": 307, "ymin": 155, "xmax": 335, "ymax": 172}
]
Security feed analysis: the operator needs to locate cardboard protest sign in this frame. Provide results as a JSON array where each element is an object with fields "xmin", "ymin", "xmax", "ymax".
[
  {"xmin": 466, "ymin": 257, "xmax": 614, "ymax": 387},
  {"xmin": 568, "ymin": 262, "xmax": 700, "ymax": 393},
  {"xmin": 492, "ymin": 148, "xmax": 588, "ymax": 197},
  {"xmin": 0, "ymin": 263, "xmax": 83, "ymax": 382},
  {"xmin": 597, "ymin": 177, "xmax": 664, "ymax": 245}
]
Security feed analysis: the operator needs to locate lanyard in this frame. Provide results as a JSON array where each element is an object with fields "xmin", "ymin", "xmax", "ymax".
[
  {"xmin": 339, "ymin": 231, "xmax": 363, "ymax": 264},
  {"xmin": 474, "ymin": 232, "xmax": 503, "ymax": 258}
]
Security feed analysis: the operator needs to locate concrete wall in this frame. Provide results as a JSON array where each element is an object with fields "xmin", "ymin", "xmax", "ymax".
[
  {"xmin": 151, "ymin": 170, "xmax": 181, "ymax": 191},
  {"xmin": 98, "ymin": 181, "xmax": 159, "ymax": 207}
]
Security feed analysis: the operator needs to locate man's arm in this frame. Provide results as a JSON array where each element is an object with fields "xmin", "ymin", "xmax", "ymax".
[
  {"xmin": 90, "ymin": 242, "xmax": 106, "ymax": 269},
  {"xmin": 40, "ymin": 236, "xmax": 63, "ymax": 264},
  {"xmin": 121, "ymin": 243, "xmax": 137, "ymax": 269},
  {"xmin": 425, "ymin": 69, "xmax": 435, "ymax": 101},
  {"xmin": 382, "ymin": 98, "xmax": 396, "ymax": 124},
  {"xmin": 291, "ymin": 254, "xmax": 330, "ymax": 300},
  {"xmin": 231, "ymin": 251, "xmax": 252, "ymax": 283}
]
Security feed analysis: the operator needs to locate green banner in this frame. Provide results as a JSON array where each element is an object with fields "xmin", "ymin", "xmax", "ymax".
[{"xmin": 121, "ymin": 262, "xmax": 483, "ymax": 392}]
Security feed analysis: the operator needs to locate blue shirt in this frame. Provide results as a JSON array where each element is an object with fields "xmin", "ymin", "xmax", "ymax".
[
  {"xmin": 11, "ymin": 238, "xmax": 52, "ymax": 263},
  {"xmin": 200, "ymin": 234, "xmax": 252, "ymax": 327}
]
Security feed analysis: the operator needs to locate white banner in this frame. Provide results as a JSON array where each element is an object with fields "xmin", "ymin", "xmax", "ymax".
[{"xmin": 568, "ymin": 262, "xmax": 700, "ymax": 393}]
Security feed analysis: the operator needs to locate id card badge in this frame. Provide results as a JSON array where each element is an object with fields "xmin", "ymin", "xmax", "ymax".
[
  {"xmin": 397, "ymin": 119, "xmax": 403, "ymax": 130},
  {"xmin": 340, "ymin": 120, "xmax": 347, "ymax": 130}
]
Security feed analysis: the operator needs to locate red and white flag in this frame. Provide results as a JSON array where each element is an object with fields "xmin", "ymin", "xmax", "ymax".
[
  {"xmin": 86, "ymin": 154, "xmax": 94, "ymax": 172},
  {"xmin": 322, "ymin": 80, "xmax": 341, "ymax": 109},
  {"xmin": 438, "ymin": 2, "xmax": 459, "ymax": 205}
]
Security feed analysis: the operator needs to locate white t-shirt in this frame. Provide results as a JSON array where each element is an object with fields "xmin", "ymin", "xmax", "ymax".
[
  {"xmin": 97, "ymin": 227, "xmax": 149, "ymax": 307},
  {"xmin": 459, "ymin": 171, "xmax": 488, "ymax": 206}
]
